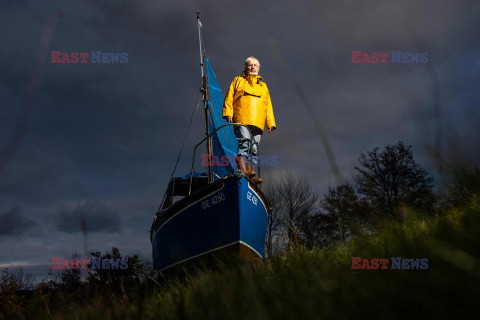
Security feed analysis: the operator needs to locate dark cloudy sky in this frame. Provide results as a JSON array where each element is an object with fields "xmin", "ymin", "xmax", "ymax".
[{"xmin": 1, "ymin": 0, "xmax": 479, "ymax": 280}]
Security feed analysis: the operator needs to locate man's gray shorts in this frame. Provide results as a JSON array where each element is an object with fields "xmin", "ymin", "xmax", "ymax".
[{"xmin": 234, "ymin": 125, "xmax": 262, "ymax": 165}]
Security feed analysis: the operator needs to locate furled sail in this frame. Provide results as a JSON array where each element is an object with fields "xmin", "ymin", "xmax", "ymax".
[{"xmin": 205, "ymin": 58, "xmax": 238, "ymax": 179}]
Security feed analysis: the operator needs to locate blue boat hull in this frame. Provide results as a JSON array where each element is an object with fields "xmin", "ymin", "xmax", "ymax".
[{"xmin": 151, "ymin": 176, "xmax": 268, "ymax": 272}]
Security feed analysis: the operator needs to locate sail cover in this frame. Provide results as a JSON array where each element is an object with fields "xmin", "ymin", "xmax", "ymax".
[{"xmin": 205, "ymin": 58, "xmax": 238, "ymax": 179}]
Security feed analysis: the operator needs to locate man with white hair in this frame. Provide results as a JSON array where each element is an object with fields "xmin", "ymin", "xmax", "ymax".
[{"xmin": 223, "ymin": 56, "xmax": 276, "ymax": 184}]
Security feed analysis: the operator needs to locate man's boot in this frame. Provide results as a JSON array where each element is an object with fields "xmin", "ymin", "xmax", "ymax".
[
  {"xmin": 236, "ymin": 156, "xmax": 248, "ymax": 175},
  {"xmin": 245, "ymin": 162, "xmax": 256, "ymax": 179},
  {"xmin": 247, "ymin": 163, "xmax": 262, "ymax": 184},
  {"xmin": 251, "ymin": 177, "xmax": 263, "ymax": 184}
]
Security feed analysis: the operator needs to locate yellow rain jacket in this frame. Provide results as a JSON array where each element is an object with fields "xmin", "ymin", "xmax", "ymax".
[{"xmin": 223, "ymin": 72, "xmax": 276, "ymax": 133}]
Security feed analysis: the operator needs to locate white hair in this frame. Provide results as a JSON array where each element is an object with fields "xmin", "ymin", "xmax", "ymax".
[{"xmin": 244, "ymin": 56, "xmax": 260, "ymax": 69}]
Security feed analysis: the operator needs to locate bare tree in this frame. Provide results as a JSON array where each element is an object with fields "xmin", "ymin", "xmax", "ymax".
[
  {"xmin": 267, "ymin": 171, "xmax": 319, "ymax": 250},
  {"xmin": 264, "ymin": 184, "xmax": 285, "ymax": 258},
  {"xmin": 354, "ymin": 141, "xmax": 435, "ymax": 220}
]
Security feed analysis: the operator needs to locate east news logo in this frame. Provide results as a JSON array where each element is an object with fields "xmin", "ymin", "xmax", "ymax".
[
  {"xmin": 51, "ymin": 257, "xmax": 128, "ymax": 270},
  {"xmin": 51, "ymin": 51, "xmax": 128, "ymax": 64},
  {"xmin": 351, "ymin": 257, "xmax": 429, "ymax": 270},
  {"xmin": 351, "ymin": 51, "xmax": 428, "ymax": 64}
]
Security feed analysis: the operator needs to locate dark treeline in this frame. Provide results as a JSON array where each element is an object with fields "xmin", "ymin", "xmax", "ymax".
[
  {"xmin": 0, "ymin": 248, "xmax": 156, "ymax": 319},
  {"xmin": 264, "ymin": 140, "xmax": 454, "ymax": 257}
]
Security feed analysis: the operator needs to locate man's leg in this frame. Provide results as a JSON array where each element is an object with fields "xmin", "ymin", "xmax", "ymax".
[
  {"xmin": 248, "ymin": 126, "xmax": 263, "ymax": 184},
  {"xmin": 250, "ymin": 126, "xmax": 262, "ymax": 166},
  {"xmin": 234, "ymin": 126, "xmax": 253, "ymax": 176}
]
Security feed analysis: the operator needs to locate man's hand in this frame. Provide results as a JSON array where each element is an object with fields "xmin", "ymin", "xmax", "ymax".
[
  {"xmin": 224, "ymin": 116, "xmax": 232, "ymax": 122},
  {"xmin": 267, "ymin": 127, "xmax": 273, "ymax": 133}
]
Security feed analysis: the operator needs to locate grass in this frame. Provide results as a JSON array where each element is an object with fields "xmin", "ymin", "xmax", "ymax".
[
  {"xmin": 141, "ymin": 197, "xmax": 480, "ymax": 319},
  {"xmin": 3, "ymin": 193, "xmax": 480, "ymax": 319}
]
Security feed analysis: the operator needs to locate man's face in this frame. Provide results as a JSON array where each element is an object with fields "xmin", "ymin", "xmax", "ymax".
[{"xmin": 246, "ymin": 60, "xmax": 259, "ymax": 75}]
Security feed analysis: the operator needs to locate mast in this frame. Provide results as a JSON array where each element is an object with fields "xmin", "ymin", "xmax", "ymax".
[{"xmin": 197, "ymin": 12, "xmax": 214, "ymax": 183}]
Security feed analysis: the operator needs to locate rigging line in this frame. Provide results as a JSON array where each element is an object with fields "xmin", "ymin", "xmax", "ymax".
[
  {"xmin": 157, "ymin": 94, "xmax": 203, "ymax": 211},
  {"xmin": 208, "ymin": 93, "xmax": 236, "ymax": 157},
  {"xmin": 207, "ymin": 101, "xmax": 235, "ymax": 171}
]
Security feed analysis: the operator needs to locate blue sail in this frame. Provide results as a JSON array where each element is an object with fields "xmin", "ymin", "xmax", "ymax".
[{"xmin": 205, "ymin": 58, "xmax": 238, "ymax": 179}]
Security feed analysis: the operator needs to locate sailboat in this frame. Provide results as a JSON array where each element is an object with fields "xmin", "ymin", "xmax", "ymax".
[{"xmin": 150, "ymin": 13, "xmax": 270, "ymax": 272}]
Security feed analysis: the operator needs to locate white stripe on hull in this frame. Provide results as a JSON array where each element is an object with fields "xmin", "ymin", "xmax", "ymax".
[{"xmin": 158, "ymin": 240, "xmax": 262, "ymax": 272}]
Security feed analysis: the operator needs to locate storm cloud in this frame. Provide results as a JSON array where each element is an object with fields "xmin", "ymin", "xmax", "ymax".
[
  {"xmin": 55, "ymin": 202, "xmax": 121, "ymax": 233},
  {"xmin": 0, "ymin": 207, "xmax": 38, "ymax": 237}
]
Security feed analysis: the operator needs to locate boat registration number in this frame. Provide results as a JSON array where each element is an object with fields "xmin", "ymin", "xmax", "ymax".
[
  {"xmin": 202, "ymin": 193, "xmax": 225, "ymax": 209},
  {"xmin": 247, "ymin": 191, "xmax": 258, "ymax": 206}
]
